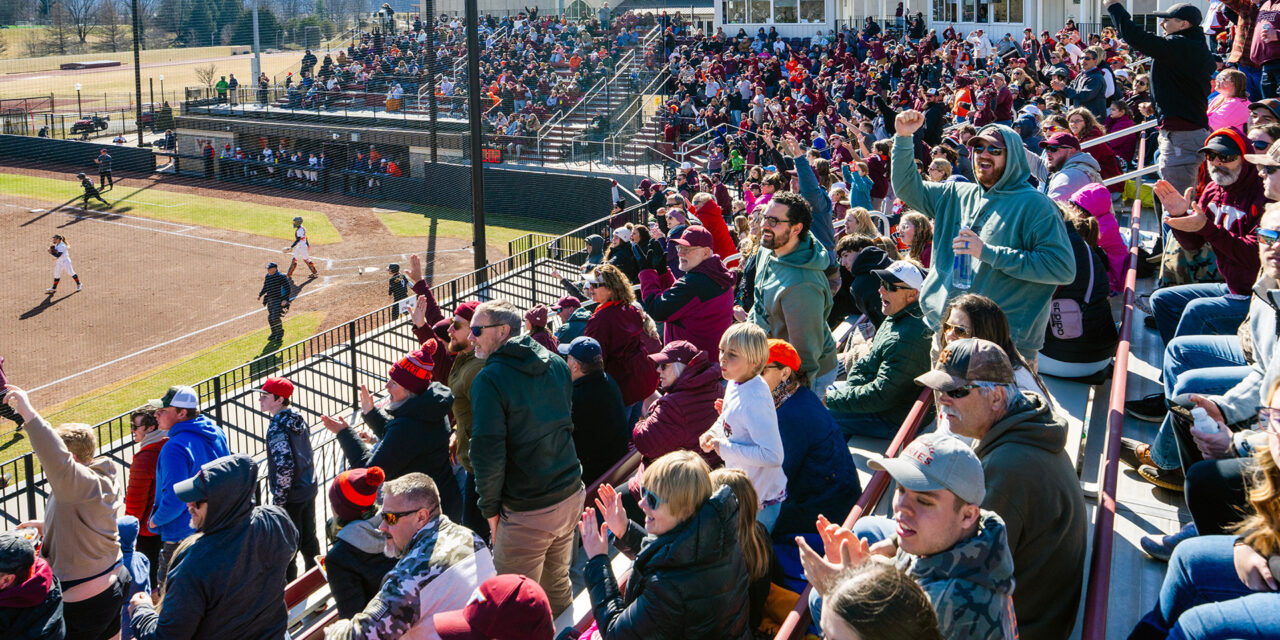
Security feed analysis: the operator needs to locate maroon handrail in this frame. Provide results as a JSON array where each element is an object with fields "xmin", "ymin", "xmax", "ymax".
[
  {"xmin": 772, "ymin": 387, "xmax": 935, "ymax": 640},
  {"xmin": 1080, "ymin": 144, "xmax": 1148, "ymax": 639}
]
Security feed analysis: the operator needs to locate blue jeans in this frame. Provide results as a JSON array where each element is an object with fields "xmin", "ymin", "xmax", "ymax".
[
  {"xmin": 1241, "ymin": 65, "xmax": 1263, "ymax": 102},
  {"xmin": 807, "ymin": 516, "xmax": 898, "ymax": 625},
  {"xmin": 1150, "ymin": 283, "xmax": 1247, "ymax": 345},
  {"xmin": 1150, "ymin": 335, "xmax": 1248, "ymax": 470},
  {"xmin": 1263, "ymin": 60, "xmax": 1280, "ymax": 100},
  {"xmin": 758, "ymin": 501, "xmax": 781, "ymax": 533},
  {"xmin": 1136, "ymin": 535, "xmax": 1280, "ymax": 639}
]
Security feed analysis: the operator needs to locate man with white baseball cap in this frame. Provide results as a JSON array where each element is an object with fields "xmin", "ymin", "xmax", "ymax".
[
  {"xmin": 804, "ymin": 432, "xmax": 1018, "ymax": 638},
  {"xmin": 1246, "ymin": 138, "xmax": 1280, "ymax": 201},
  {"xmin": 825, "ymin": 261, "xmax": 933, "ymax": 439}
]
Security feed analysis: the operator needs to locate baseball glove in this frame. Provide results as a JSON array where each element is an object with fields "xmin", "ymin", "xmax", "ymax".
[{"xmin": 48, "ymin": 246, "xmax": 58, "ymax": 257}]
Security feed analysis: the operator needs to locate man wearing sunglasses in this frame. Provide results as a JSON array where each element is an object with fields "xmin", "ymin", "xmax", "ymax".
[
  {"xmin": 914, "ymin": 338, "xmax": 1087, "ymax": 640},
  {"xmin": 128, "ymin": 454, "xmax": 296, "ymax": 639},
  {"xmin": 326, "ymin": 473, "xmax": 495, "ymax": 640},
  {"xmin": 1048, "ymin": 45, "xmax": 1108, "ymax": 118},
  {"xmin": 891, "ymin": 111, "xmax": 1075, "ymax": 365},
  {"xmin": 1041, "ymin": 131, "xmax": 1103, "ymax": 201},
  {"xmin": 1248, "ymin": 138, "xmax": 1280, "ymax": 201}
]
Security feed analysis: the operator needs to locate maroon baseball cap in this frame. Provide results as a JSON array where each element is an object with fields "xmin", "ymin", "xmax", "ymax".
[
  {"xmin": 649, "ymin": 340, "xmax": 703, "ymax": 367},
  {"xmin": 1039, "ymin": 132, "xmax": 1081, "ymax": 151},
  {"xmin": 672, "ymin": 225, "xmax": 714, "ymax": 249},
  {"xmin": 433, "ymin": 575, "xmax": 554, "ymax": 640},
  {"xmin": 552, "ymin": 295, "xmax": 581, "ymax": 311}
]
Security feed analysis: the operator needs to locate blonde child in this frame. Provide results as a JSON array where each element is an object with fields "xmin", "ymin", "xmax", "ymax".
[{"xmin": 700, "ymin": 322, "xmax": 786, "ymax": 532}]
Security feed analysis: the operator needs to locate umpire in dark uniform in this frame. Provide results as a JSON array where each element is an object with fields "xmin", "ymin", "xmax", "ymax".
[
  {"xmin": 95, "ymin": 149, "xmax": 113, "ymax": 189},
  {"xmin": 259, "ymin": 262, "xmax": 291, "ymax": 343}
]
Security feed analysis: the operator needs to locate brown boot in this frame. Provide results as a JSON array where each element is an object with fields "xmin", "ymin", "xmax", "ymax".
[{"xmin": 1137, "ymin": 465, "xmax": 1184, "ymax": 492}]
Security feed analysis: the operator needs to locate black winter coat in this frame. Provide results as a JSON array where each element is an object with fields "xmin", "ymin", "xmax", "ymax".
[
  {"xmin": 338, "ymin": 382, "xmax": 462, "ymax": 521},
  {"xmin": 571, "ymin": 371, "xmax": 632, "ymax": 483},
  {"xmin": 1041, "ymin": 223, "xmax": 1118, "ymax": 366},
  {"xmin": 1107, "ymin": 4, "xmax": 1214, "ymax": 129},
  {"xmin": 324, "ymin": 529, "xmax": 398, "ymax": 619},
  {"xmin": 584, "ymin": 485, "xmax": 752, "ymax": 640},
  {"xmin": 0, "ymin": 560, "xmax": 64, "ymax": 640}
]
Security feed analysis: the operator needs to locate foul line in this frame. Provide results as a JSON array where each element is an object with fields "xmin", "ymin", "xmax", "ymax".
[
  {"xmin": 50, "ymin": 205, "xmax": 283, "ymax": 254},
  {"xmin": 28, "ymin": 283, "xmax": 331, "ymax": 394}
]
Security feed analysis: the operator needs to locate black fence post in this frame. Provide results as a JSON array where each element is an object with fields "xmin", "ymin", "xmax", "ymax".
[
  {"xmin": 213, "ymin": 376, "xmax": 224, "ymax": 428},
  {"xmin": 23, "ymin": 454, "xmax": 35, "ymax": 518},
  {"xmin": 347, "ymin": 320, "xmax": 359, "ymax": 407}
]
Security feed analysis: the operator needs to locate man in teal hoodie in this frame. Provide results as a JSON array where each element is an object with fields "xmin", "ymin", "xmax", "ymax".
[
  {"xmin": 892, "ymin": 111, "xmax": 1075, "ymax": 361},
  {"xmin": 748, "ymin": 191, "xmax": 838, "ymax": 388}
]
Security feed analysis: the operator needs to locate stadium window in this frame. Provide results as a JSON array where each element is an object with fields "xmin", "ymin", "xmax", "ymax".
[
  {"xmin": 963, "ymin": 0, "xmax": 976, "ymax": 22},
  {"xmin": 725, "ymin": 0, "xmax": 747, "ymax": 23},
  {"xmin": 749, "ymin": 0, "xmax": 770, "ymax": 23},
  {"xmin": 774, "ymin": 0, "xmax": 798, "ymax": 23},
  {"xmin": 799, "ymin": 0, "xmax": 824, "ymax": 23}
]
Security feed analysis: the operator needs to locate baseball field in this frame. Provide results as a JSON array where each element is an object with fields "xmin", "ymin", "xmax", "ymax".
[{"xmin": 0, "ymin": 161, "xmax": 574, "ymax": 452}]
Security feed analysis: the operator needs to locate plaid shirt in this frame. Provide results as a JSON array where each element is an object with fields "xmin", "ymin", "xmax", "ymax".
[{"xmin": 1220, "ymin": 0, "xmax": 1259, "ymax": 66}]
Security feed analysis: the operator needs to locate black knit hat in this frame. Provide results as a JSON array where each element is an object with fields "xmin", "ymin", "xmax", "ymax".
[{"xmin": 0, "ymin": 532, "xmax": 35, "ymax": 575}]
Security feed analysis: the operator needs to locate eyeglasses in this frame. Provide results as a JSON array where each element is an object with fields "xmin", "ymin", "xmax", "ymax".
[
  {"xmin": 1203, "ymin": 151, "xmax": 1239, "ymax": 164},
  {"xmin": 1261, "ymin": 165, "xmax": 1280, "ymax": 176},
  {"xmin": 641, "ymin": 488, "xmax": 663, "ymax": 510},
  {"xmin": 1256, "ymin": 228, "xmax": 1280, "ymax": 245},
  {"xmin": 1257, "ymin": 407, "xmax": 1280, "ymax": 434},
  {"xmin": 381, "ymin": 508, "xmax": 422, "ymax": 525},
  {"xmin": 762, "ymin": 215, "xmax": 793, "ymax": 227},
  {"xmin": 969, "ymin": 144, "xmax": 1005, "ymax": 157},
  {"xmin": 469, "ymin": 323, "xmax": 504, "ymax": 337},
  {"xmin": 943, "ymin": 384, "xmax": 981, "ymax": 399}
]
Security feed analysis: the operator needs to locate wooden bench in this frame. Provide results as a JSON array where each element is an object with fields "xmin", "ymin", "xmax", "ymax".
[{"xmin": 285, "ymin": 563, "xmax": 335, "ymax": 638}]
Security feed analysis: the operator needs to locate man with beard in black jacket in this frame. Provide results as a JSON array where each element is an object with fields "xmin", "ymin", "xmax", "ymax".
[{"xmin": 128, "ymin": 454, "xmax": 297, "ymax": 639}]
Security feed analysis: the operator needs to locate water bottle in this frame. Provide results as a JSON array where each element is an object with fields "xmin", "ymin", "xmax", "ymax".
[
  {"xmin": 1190, "ymin": 407, "xmax": 1219, "ymax": 434},
  {"xmin": 952, "ymin": 225, "xmax": 974, "ymax": 290}
]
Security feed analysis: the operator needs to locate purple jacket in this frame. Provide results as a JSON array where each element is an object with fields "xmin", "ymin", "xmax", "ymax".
[
  {"xmin": 638, "ymin": 255, "xmax": 736, "ymax": 357},
  {"xmin": 632, "ymin": 352, "xmax": 725, "ymax": 468}
]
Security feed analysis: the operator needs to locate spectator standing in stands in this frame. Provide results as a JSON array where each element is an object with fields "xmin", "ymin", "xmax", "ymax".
[
  {"xmin": 128, "ymin": 454, "xmax": 297, "ymax": 639},
  {"xmin": 915, "ymin": 338, "xmax": 1087, "ymax": 640},
  {"xmin": 0, "ymin": 357, "xmax": 23, "ymax": 431},
  {"xmin": 323, "ymin": 467, "xmax": 398, "ymax": 620},
  {"xmin": 639, "ymin": 225, "xmax": 735, "ymax": 356},
  {"xmin": 1106, "ymin": 0, "xmax": 1215, "ymax": 195},
  {"xmin": 326, "ymin": 473, "xmax": 495, "ymax": 639},
  {"xmin": 433, "ymin": 574, "xmax": 555, "ymax": 640},
  {"xmin": 441, "ymin": 300, "xmax": 489, "ymax": 541},
  {"xmin": 892, "ymin": 111, "xmax": 1075, "ymax": 363},
  {"xmin": 1050, "ymin": 46, "xmax": 1108, "ymax": 118},
  {"xmin": 579, "ymin": 451, "xmax": 752, "ymax": 639},
  {"xmin": 468, "ymin": 299, "xmax": 585, "ymax": 616},
  {"xmin": 582, "ymin": 264, "xmax": 660, "ymax": 422},
  {"xmin": 825, "ymin": 260, "xmax": 934, "ymax": 439},
  {"xmin": 117, "ymin": 516, "xmax": 149, "ymax": 640},
  {"xmin": 147, "ymin": 385, "xmax": 229, "ymax": 595},
  {"xmin": 746, "ymin": 191, "xmax": 838, "ymax": 388},
  {"xmin": 256, "ymin": 376, "xmax": 319, "ymax": 581},
  {"xmin": 1255, "ymin": 2, "xmax": 1280, "ymax": 99},
  {"xmin": 551, "ymin": 296, "xmax": 588, "ymax": 344},
  {"xmin": 0, "ymin": 531, "xmax": 64, "ymax": 640},
  {"xmin": 124, "ymin": 409, "xmax": 166, "ymax": 585},
  {"xmin": 322, "ymin": 344, "xmax": 461, "ymax": 521},
  {"xmin": 560, "ymin": 336, "xmax": 631, "ymax": 483},
  {"xmin": 6, "ymin": 385, "xmax": 125, "ymax": 640}
]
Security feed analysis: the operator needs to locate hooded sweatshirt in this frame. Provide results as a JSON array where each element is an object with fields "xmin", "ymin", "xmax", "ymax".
[
  {"xmin": 118, "ymin": 516, "xmax": 150, "ymax": 640},
  {"xmin": 897, "ymin": 510, "xmax": 1018, "ymax": 640},
  {"xmin": 470, "ymin": 336, "xmax": 584, "ymax": 518},
  {"xmin": 891, "ymin": 125, "xmax": 1076, "ymax": 356},
  {"xmin": 638, "ymin": 255, "xmax": 735, "ymax": 356},
  {"xmin": 152, "ymin": 414, "xmax": 230, "ymax": 543},
  {"xmin": 973, "ymin": 392, "xmax": 1087, "ymax": 640},
  {"xmin": 1045, "ymin": 151, "xmax": 1102, "ymax": 203},
  {"xmin": 24, "ymin": 416, "xmax": 122, "ymax": 585},
  {"xmin": 0, "ymin": 555, "xmax": 64, "ymax": 640},
  {"xmin": 131, "ymin": 455, "xmax": 297, "ymax": 640},
  {"xmin": 750, "ymin": 232, "xmax": 837, "ymax": 384}
]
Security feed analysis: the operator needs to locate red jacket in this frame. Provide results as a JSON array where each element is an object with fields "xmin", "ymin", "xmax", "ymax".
[
  {"xmin": 693, "ymin": 199, "xmax": 738, "ymax": 260},
  {"xmin": 584, "ymin": 301, "xmax": 659, "ymax": 406},
  {"xmin": 632, "ymin": 353, "xmax": 725, "ymax": 468},
  {"xmin": 125, "ymin": 435, "xmax": 167, "ymax": 537}
]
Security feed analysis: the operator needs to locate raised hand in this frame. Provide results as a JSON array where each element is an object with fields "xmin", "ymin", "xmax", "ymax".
[
  {"xmin": 408, "ymin": 253, "xmax": 424, "ymax": 284},
  {"xmin": 895, "ymin": 110, "xmax": 924, "ymax": 137},
  {"xmin": 1153, "ymin": 180, "xmax": 1191, "ymax": 217},
  {"xmin": 359, "ymin": 384, "xmax": 375, "ymax": 414},
  {"xmin": 411, "ymin": 294, "xmax": 429, "ymax": 328},
  {"xmin": 320, "ymin": 414, "xmax": 349, "ymax": 434},
  {"xmin": 579, "ymin": 507, "xmax": 611, "ymax": 558},
  {"xmin": 595, "ymin": 483, "xmax": 629, "ymax": 538}
]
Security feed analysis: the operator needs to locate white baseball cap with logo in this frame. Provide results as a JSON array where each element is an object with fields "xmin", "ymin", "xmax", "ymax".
[
  {"xmin": 869, "ymin": 433, "xmax": 986, "ymax": 506},
  {"xmin": 148, "ymin": 385, "xmax": 200, "ymax": 410},
  {"xmin": 872, "ymin": 260, "xmax": 927, "ymax": 291}
]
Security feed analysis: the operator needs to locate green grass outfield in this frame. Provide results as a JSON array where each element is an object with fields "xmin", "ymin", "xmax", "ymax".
[
  {"xmin": 374, "ymin": 203, "xmax": 579, "ymax": 248},
  {"xmin": 0, "ymin": 312, "xmax": 324, "ymax": 466},
  {"xmin": 0, "ymin": 173, "xmax": 342, "ymax": 244}
]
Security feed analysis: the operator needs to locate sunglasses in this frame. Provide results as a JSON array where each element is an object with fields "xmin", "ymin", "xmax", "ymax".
[
  {"xmin": 1256, "ymin": 228, "xmax": 1280, "ymax": 245},
  {"xmin": 1259, "ymin": 407, "xmax": 1280, "ymax": 434},
  {"xmin": 1252, "ymin": 139, "xmax": 1272, "ymax": 151},
  {"xmin": 969, "ymin": 144, "xmax": 1005, "ymax": 157},
  {"xmin": 943, "ymin": 384, "xmax": 981, "ymax": 399},
  {"xmin": 1042, "ymin": 145, "xmax": 1064, "ymax": 153},
  {"xmin": 1261, "ymin": 165, "xmax": 1280, "ymax": 176},
  {"xmin": 642, "ymin": 488, "xmax": 663, "ymax": 511},
  {"xmin": 943, "ymin": 323, "xmax": 971, "ymax": 337},
  {"xmin": 1203, "ymin": 151, "xmax": 1239, "ymax": 163},
  {"xmin": 381, "ymin": 508, "xmax": 421, "ymax": 525},
  {"xmin": 880, "ymin": 281, "xmax": 911, "ymax": 292},
  {"xmin": 469, "ymin": 323, "xmax": 504, "ymax": 337}
]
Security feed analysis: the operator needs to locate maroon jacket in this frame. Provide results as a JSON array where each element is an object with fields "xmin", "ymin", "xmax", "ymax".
[
  {"xmin": 632, "ymin": 352, "xmax": 725, "ymax": 468},
  {"xmin": 1174, "ymin": 129, "xmax": 1267, "ymax": 295},
  {"xmin": 584, "ymin": 301, "xmax": 660, "ymax": 406}
]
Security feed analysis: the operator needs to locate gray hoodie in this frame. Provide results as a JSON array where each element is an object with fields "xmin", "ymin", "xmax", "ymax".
[{"xmin": 1045, "ymin": 151, "xmax": 1102, "ymax": 202}]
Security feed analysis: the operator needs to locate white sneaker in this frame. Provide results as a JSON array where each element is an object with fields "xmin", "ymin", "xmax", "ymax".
[
  {"xmin": 76, "ymin": 284, "xmax": 82, "ymax": 291},
  {"xmin": 45, "ymin": 287, "xmax": 55, "ymax": 294}
]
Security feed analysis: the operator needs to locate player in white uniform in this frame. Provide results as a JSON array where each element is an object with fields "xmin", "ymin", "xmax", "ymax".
[
  {"xmin": 47, "ymin": 235, "xmax": 82, "ymax": 294},
  {"xmin": 284, "ymin": 216, "xmax": 318, "ymax": 279}
]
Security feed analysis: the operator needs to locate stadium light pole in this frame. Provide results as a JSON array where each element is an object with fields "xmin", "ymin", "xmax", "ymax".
[
  {"xmin": 75, "ymin": 83, "xmax": 83, "ymax": 119},
  {"xmin": 131, "ymin": 0, "xmax": 145, "ymax": 146},
  {"xmin": 466, "ymin": 0, "xmax": 486, "ymax": 270},
  {"xmin": 425, "ymin": 0, "xmax": 437, "ymax": 163}
]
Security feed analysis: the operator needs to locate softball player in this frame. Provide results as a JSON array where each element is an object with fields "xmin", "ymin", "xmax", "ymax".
[
  {"xmin": 284, "ymin": 216, "xmax": 318, "ymax": 279},
  {"xmin": 47, "ymin": 234, "xmax": 82, "ymax": 294}
]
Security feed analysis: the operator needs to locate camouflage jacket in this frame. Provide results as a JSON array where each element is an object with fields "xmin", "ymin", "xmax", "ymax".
[
  {"xmin": 265, "ymin": 408, "xmax": 316, "ymax": 506},
  {"xmin": 896, "ymin": 510, "xmax": 1019, "ymax": 640},
  {"xmin": 326, "ymin": 516, "xmax": 495, "ymax": 640}
]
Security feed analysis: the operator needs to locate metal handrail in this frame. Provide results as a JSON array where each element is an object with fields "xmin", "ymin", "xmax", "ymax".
[
  {"xmin": 1080, "ymin": 131, "xmax": 1148, "ymax": 640},
  {"xmin": 1080, "ymin": 117, "xmax": 1158, "ymax": 149}
]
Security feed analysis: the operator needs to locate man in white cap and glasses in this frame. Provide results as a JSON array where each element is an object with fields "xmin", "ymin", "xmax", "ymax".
[
  {"xmin": 1247, "ymin": 138, "xmax": 1280, "ymax": 201},
  {"xmin": 799, "ymin": 432, "xmax": 1018, "ymax": 639}
]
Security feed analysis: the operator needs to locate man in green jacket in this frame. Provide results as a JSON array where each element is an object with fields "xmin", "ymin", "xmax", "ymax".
[
  {"xmin": 892, "ymin": 111, "xmax": 1075, "ymax": 363},
  {"xmin": 825, "ymin": 260, "xmax": 933, "ymax": 438},
  {"xmin": 467, "ymin": 299, "xmax": 585, "ymax": 617},
  {"xmin": 444, "ymin": 300, "xmax": 490, "ymax": 541},
  {"xmin": 748, "ymin": 191, "xmax": 838, "ymax": 388},
  {"xmin": 215, "ymin": 76, "xmax": 229, "ymax": 103}
]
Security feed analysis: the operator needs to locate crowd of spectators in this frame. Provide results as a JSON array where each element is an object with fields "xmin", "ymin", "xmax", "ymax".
[{"xmin": 7, "ymin": 2, "xmax": 1280, "ymax": 639}]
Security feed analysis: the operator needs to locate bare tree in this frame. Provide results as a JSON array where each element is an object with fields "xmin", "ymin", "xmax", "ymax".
[
  {"xmin": 97, "ymin": 0, "xmax": 128, "ymax": 51},
  {"xmin": 62, "ymin": 0, "xmax": 102, "ymax": 46},
  {"xmin": 42, "ymin": 1, "xmax": 75, "ymax": 55},
  {"xmin": 194, "ymin": 63, "xmax": 218, "ymax": 90}
]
